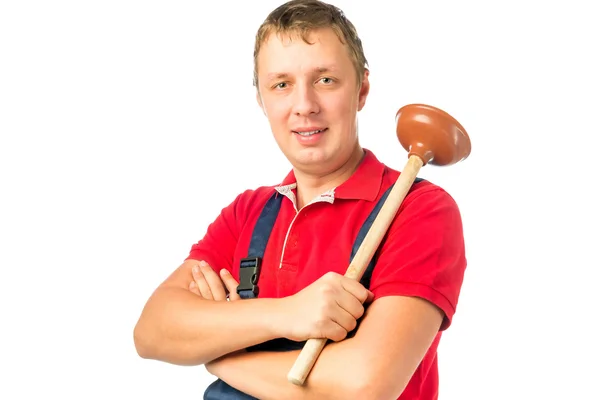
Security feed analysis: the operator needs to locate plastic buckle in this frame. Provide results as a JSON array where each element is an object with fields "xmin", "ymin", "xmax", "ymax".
[{"xmin": 237, "ymin": 257, "xmax": 261, "ymax": 296}]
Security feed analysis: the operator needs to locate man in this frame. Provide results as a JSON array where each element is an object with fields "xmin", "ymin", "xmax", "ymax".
[{"xmin": 133, "ymin": 0, "xmax": 467, "ymax": 399}]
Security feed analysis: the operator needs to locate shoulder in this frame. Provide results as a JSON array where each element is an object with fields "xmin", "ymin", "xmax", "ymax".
[
  {"xmin": 229, "ymin": 185, "xmax": 275, "ymax": 205},
  {"xmin": 380, "ymin": 162, "xmax": 462, "ymax": 221},
  {"xmin": 221, "ymin": 184, "xmax": 281, "ymax": 221},
  {"xmin": 196, "ymin": 183, "xmax": 281, "ymax": 243}
]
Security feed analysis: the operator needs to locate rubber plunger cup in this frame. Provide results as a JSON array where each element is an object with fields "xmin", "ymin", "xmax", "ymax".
[
  {"xmin": 396, "ymin": 103, "xmax": 471, "ymax": 166},
  {"xmin": 287, "ymin": 104, "xmax": 471, "ymax": 386}
]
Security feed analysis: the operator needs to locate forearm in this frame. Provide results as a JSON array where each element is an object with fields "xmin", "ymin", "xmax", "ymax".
[
  {"xmin": 208, "ymin": 339, "xmax": 375, "ymax": 400},
  {"xmin": 133, "ymin": 286, "xmax": 282, "ymax": 366},
  {"xmin": 209, "ymin": 296, "xmax": 445, "ymax": 399}
]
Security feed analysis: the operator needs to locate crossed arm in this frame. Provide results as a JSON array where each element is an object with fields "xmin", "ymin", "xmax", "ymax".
[
  {"xmin": 187, "ymin": 262, "xmax": 444, "ymax": 400},
  {"xmin": 134, "ymin": 188, "xmax": 464, "ymax": 398}
]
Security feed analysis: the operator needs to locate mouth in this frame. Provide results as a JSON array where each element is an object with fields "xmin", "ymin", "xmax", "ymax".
[{"xmin": 292, "ymin": 128, "xmax": 328, "ymax": 137}]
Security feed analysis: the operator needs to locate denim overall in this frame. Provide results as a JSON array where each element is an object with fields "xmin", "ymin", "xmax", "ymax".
[{"xmin": 203, "ymin": 180, "xmax": 422, "ymax": 399}]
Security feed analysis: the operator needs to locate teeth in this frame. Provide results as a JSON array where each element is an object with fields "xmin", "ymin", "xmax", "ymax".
[{"xmin": 296, "ymin": 129, "xmax": 324, "ymax": 137}]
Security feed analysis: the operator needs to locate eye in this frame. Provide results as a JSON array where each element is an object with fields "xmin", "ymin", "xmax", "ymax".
[
  {"xmin": 273, "ymin": 82, "xmax": 288, "ymax": 90},
  {"xmin": 319, "ymin": 77, "xmax": 334, "ymax": 84}
]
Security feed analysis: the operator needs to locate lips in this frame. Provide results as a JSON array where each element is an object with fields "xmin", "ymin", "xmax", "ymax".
[{"xmin": 292, "ymin": 128, "xmax": 328, "ymax": 137}]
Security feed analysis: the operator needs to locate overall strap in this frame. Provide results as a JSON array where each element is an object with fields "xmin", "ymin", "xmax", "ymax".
[
  {"xmin": 343, "ymin": 177, "xmax": 424, "ymax": 340},
  {"xmin": 204, "ymin": 192, "xmax": 285, "ymax": 400},
  {"xmin": 236, "ymin": 192, "xmax": 283, "ymax": 299},
  {"xmin": 353, "ymin": 177, "xmax": 424, "ymax": 289}
]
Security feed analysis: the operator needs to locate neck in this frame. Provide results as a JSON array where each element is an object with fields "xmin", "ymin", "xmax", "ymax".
[{"xmin": 294, "ymin": 146, "xmax": 365, "ymax": 209}]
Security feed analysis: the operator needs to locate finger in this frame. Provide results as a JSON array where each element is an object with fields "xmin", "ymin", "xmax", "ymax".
[
  {"xmin": 340, "ymin": 278, "xmax": 371, "ymax": 304},
  {"xmin": 335, "ymin": 285, "xmax": 368, "ymax": 321},
  {"xmin": 324, "ymin": 320, "xmax": 351, "ymax": 342},
  {"xmin": 189, "ymin": 280, "xmax": 202, "ymax": 296},
  {"xmin": 199, "ymin": 262, "xmax": 227, "ymax": 301},
  {"xmin": 334, "ymin": 292, "xmax": 365, "ymax": 320},
  {"xmin": 220, "ymin": 269, "xmax": 241, "ymax": 301},
  {"xmin": 333, "ymin": 310, "xmax": 358, "ymax": 336},
  {"xmin": 192, "ymin": 264, "xmax": 213, "ymax": 300}
]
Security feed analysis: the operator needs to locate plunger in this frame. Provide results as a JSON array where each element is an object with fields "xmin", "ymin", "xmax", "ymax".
[{"xmin": 287, "ymin": 103, "xmax": 472, "ymax": 386}]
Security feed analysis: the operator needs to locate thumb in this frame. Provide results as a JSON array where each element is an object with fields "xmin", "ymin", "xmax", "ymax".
[{"xmin": 220, "ymin": 269, "xmax": 241, "ymax": 301}]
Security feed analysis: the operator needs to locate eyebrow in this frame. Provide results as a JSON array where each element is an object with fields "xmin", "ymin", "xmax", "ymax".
[{"xmin": 266, "ymin": 66, "xmax": 337, "ymax": 81}]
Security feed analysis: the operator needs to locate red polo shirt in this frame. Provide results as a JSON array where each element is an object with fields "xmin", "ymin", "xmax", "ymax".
[{"xmin": 187, "ymin": 148, "xmax": 467, "ymax": 399}]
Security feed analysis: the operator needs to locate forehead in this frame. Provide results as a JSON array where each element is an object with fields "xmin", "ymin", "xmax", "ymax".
[{"xmin": 257, "ymin": 28, "xmax": 354, "ymax": 76}]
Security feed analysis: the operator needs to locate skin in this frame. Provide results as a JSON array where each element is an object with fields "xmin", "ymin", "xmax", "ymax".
[
  {"xmin": 255, "ymin": 27, "xmax": 369, "ymax": 208},
  {"xmin": 133, "ymin": 27, "xmax": 444, "ymax": 399}
]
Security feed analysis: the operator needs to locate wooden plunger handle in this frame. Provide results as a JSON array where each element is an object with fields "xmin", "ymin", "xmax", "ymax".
[{"xmin": 287, "ymin": 154, "xmax": 425, "ymax": 386}]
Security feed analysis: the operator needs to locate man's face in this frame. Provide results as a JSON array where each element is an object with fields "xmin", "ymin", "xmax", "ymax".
[{"xmin": 255, "ymin": 28, "xmax": 369, "ymax": 175}]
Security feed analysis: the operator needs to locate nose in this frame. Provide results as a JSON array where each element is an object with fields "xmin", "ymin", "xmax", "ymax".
[{"xmin": 292, "ymin": 83, "xmax": 320, "ymax": 116}]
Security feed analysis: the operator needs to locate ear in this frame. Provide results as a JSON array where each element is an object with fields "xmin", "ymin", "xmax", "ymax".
[{"xmin": 357, "ymin": 69, "xmax": 370, "ymax": 111}]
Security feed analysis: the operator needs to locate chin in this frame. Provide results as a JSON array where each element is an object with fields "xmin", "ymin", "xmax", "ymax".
[{"xmin": 293, "ymin": 147, "xmax": 331, "ymax": 165}]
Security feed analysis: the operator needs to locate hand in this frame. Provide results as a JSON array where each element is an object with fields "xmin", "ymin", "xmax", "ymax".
[
  {"xmin": 188, "ymin": 261, "xmax": 241, "ymax": 301},
  {"xmin": 279, "ymin": 271, "xmax": 374, "ymax": 343},
  {"xmin": 188, "ymin": 262, "xmax": 247, "ymax": 371}
]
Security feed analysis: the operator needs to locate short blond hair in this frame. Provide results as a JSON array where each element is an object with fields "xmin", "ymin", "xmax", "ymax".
[{"xmin": 253, "ymin": 0, "xmax": 368, "ymax": 87}]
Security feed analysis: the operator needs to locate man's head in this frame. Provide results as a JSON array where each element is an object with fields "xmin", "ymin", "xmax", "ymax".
[
  {"xmin": 253, "ymin": 0, "xmax": 371, "ymax": 177},
  {"xmin": 253, "ymin": 0, "xmax": 368, "ymax": 89}
]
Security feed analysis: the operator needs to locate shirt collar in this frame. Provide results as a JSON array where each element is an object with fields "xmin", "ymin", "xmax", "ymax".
[{"xmin": 274, "ymin": 148, "xmax": 385, "ymax": 205}]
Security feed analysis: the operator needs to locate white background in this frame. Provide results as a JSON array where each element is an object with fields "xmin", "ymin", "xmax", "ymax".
[{"xmin": 1, "ymin": 1, "xmax": 598, "ymax": 399}]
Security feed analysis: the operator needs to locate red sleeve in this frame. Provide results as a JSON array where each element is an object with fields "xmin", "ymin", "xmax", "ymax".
[
  {"xmin": 185, "ymin": 190, "xmax": 253, "ymax": 275},
  {"xmin": 369, "ymin": 185, "xmax": 467, "ymax": 330}
]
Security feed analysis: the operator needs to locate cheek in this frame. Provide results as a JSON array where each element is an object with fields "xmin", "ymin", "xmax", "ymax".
[
  {"xmin": 264, "ymin": 100, "xmax": 289, "ymax": 123},
  {"xmin": 326, "ymin": 91, "xmax": 357, "ymax": 115}
]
